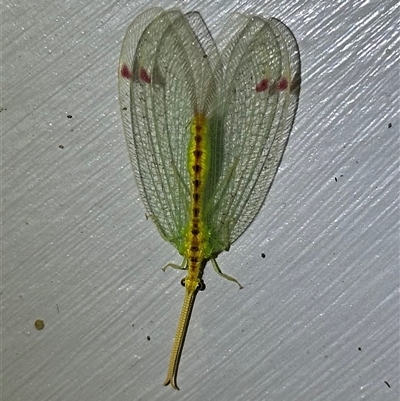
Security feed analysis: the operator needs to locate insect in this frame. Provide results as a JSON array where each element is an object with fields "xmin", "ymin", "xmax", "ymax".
[{"xmin": 118, "ymin": 8, "xmax": 300, "ymax": 390}]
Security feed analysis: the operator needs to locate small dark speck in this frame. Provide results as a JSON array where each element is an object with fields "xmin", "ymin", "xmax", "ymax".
[
  {"xmin": 132, "ymin": 323, "xmax": 135, "ymax": 327},
  {"xmin": 388, "ymin": 123, "xmax": 392, "ymax": 129},
  {"xmin": 384, "ymin": 381, "xmax": 391, "ymax": 388},
  {"xmin": 147, "ymin": 335, "xmax": 151, "ymax": 341},
  {"xmin": 59, "ymin": 144, "xmax": 65, "ymax": 149},
  {"xmin": 261, "ymin": 253, "xmax": 265, "ymax": 258},
  {"xmin": 334, "ymin": 177, "xmax": 337, "ymax": 182},
  {"xmin": 35, "ymin": 319, "xmax": 45, "ymax": 330},
  {"xmin": 358, "ymin": 347, "xmax": 362, "ymax": 351},
  {"xmin": 67, "ymin": 114, "xmax": 73, "ymax": 119}
]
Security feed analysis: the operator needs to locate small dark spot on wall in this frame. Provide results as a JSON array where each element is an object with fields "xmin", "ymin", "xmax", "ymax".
[{"xmin": 35, "ymin": 319, "xmax": 45, "ymax": 330}]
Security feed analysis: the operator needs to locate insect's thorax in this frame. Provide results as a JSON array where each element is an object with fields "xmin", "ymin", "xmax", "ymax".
[{"xmin": 181, "ymin": 113, "xmax": 212, "ymax": 292}]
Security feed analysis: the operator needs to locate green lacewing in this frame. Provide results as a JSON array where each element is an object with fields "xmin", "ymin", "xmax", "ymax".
[{"xmin": 118, "ymin": 8, "xmax": 301, "ymax": 389}]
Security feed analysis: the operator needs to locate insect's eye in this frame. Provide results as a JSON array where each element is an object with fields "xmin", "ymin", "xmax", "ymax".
[
  {"xmin": 197, "ymin": 280, "xmax": 206, "ymax": 291},
  {"xmin": 180, "ymin": 278, "xmax": 205, "ymax": 291}
]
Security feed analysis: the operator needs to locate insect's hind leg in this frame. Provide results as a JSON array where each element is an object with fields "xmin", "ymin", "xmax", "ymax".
[{"xmin": 210, "ymin": 258, "xmax": 243, "ymax": 289}]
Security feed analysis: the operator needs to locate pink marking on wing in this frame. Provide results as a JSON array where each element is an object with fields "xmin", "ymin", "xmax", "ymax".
[
  {"xmin": 255, "ymin": 78, "xmax": 269, "ymax": 93},
  {"xmin": 139, "ymin": 67, "xmax": 151, "ymax": 84},
  {"xmin": 120, "ymin": 64, "xmax": 132, "ymax": 79},
  {"xmin": 277, "ymin": 77, "xmax": 288, "ymax": 91}
]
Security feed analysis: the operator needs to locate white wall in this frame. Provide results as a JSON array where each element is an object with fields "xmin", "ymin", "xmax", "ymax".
[{"xmin": 2, "ymin": 0, "xmax": 398, "ymax": 400}]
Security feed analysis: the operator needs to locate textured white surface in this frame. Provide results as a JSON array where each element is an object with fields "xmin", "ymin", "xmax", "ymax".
[{"xmin": 2, "ymin": 0, "xmax": 398, "ymax": 400}]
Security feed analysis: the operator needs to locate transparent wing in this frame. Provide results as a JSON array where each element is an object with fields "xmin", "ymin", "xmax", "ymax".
[
  {"xmin": 118, "ymin": 8, "xmax": 164, "ymax": 130},
  {"xmin": 118, "ymin": 9, "xmax": 219, "ymax": 249},
  {"xmin": 205, "ymin": 14, "xmax": 301, "ymax": 252}
]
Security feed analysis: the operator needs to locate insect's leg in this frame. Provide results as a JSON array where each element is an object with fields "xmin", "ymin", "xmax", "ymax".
[
  {"xmin": 210, "ymin": 258, "xmax": 243, "ymax": 289},
  {"xmin": 162, "ymin": 258, "xmax": 188, "ymax": 272}
]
